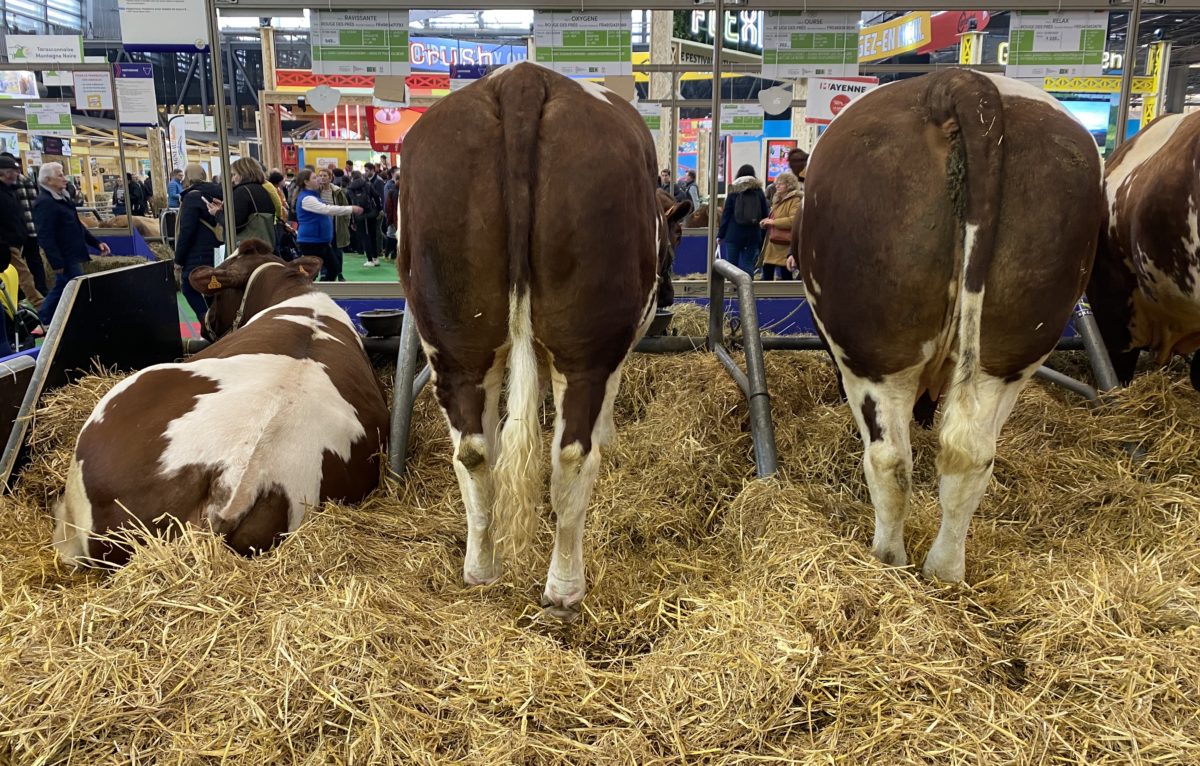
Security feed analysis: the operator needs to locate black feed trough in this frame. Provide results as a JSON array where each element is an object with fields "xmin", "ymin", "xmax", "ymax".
[
  {"xmin": 646, "ymin": 308, "xmax": 673, "ymax": 337},
  {"xmin": 357, "ymin": 309, "xmax": 404, "ymax": 338}
]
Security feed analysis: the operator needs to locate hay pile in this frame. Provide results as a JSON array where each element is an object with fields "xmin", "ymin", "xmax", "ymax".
[{"xmin": 1, "ymin": 351, "xmax": 1198, "ymax": 764}]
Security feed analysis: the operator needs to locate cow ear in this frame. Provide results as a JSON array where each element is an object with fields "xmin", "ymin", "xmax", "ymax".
[
  {"xmin": 666, "ymin": 200, "xmax": 692, "ymax": 225},
  {"xmin": 188, "ymin": 266, "xmax": 241, "ymax": 296},
  {"xmin": 294, "ymin": 256, "xmax": 323, "ymax": 281}
]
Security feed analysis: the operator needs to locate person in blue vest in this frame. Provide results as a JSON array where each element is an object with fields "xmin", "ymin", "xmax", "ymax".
[
  {"xmin": 34, "ymin": 162, "xmax": 111, "ymax": 325},
  {"xmin": 294, "ymin": 167, "xmax": 360, "ymax": 279}
]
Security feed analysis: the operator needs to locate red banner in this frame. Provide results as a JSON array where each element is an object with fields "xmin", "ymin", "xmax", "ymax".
[{"xmin": 367, "ymin": 107, "xmax": 427, "ymax": 153}]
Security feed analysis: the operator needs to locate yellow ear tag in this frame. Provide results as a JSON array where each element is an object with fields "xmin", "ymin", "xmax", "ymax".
[{"xmin": 207, "ymin": 275, "xmax": 222, "ymax": 290}]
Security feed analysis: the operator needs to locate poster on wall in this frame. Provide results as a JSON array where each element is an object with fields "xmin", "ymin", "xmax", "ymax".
[
  {"xmin": 762, "ymin": 12, "xmax": 859, "ymax": 79},
  {"xmin": 5, "ymin": 35, "xmax": 83, "ymax": 64},
  {"xmin": 113, "ymin": 63, "xmax": 158, "ymax": 126},
  {"xmin": 0, "ymin": 72, "xmax": 39, "ymax": 100},
  {"xmin": 635, "ymin": 101, "xmax": 661, "ymax": 136},
  {"xmin": 31, "ymin": 136, "xmax": 71, "ymax": 156},
  {"xmin": 24, "ymin": 102, "xmax": 73, "ymax": 137},
  {"xmin": 805, "ymin": 77, "xmax": 879, "ymax": 125},
  {"xmin": 1006, "ymin": 11, "xmax": 1107, "ymax": 80},
  {"xmin": 765, "ymin": 140, "xmax": 797, "ymax": 182},
  {"xmin": 73, "ymin": 71, "xmax": 113, "ymax": 110},
  {"xmin": 367, "ymin": 106, "xmax": 426, "ymax": 153},
  {"xmin": 0, "ymin": 132, "xmax": 19, "ymax": 156},
  {"xmin": 118, "ymin": 0, "xmax": 209, "ymax": 52},
  {"xmin": 533, "ymin": 11, "xmax": 632, "ymax": 77},
  {"xmin": 310, "ymin": 10, "xmax": 410, "ymax": 77}
]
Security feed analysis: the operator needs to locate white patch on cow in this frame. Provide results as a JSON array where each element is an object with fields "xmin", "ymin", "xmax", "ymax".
[
  {"xmin": 572, "ymin": 77, "xmax": 614, "ymax": 104},
  {"xmin": 981, "ymin": 73, "xmax": 1071, "ymax": 116},
  {"xmin": 490, "ymin": 60, "xmax": 528, "ymax": 78},
  {"xmin": 274, "ymin": 314, "xmax": 344, "ymax": 344},
  {"xmin": 157, "ymin": 353, "xmax": 367, "ymax": 532},
  {"xmin": 52, "ymin": 457, "xmax": 93, "ymax": 568},
  {"xmin": 1106, "ymin": 113, "xmax": 1187, "ymax": 226},
  {"xmin": 655, "ymin": 214, "xmax": 661, "ymax": 256},
  {"xmin": 925, "ymin": 370, "xmax": 1028, "ymax": 582},
  {"xmin": 1183, "ymin": 197, "xmax": 1200, "ymax": 259}
]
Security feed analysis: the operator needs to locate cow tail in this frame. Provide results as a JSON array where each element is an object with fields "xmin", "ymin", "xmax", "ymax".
[
  {"xmin": 927, "ymin": 70, "xmax": 1006, "ymax": 475},
  {"xmin": 492, "ymin": 65, "xmax": 548, "ymax": 562}
]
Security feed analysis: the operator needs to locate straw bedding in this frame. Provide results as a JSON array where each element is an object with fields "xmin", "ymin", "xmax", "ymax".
[{"xmin": 1, "ymin": 348, "xmax": 1198, "ymax": 765}]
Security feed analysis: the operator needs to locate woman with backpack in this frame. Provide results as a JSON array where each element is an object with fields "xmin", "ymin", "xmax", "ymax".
[
  {"xmin": 230, "ymin": 158, "xmax": 278, "ymax": 250},
  {"xmin": 717, "ymin": 164, "xmax": 769, "ymax": 276}
]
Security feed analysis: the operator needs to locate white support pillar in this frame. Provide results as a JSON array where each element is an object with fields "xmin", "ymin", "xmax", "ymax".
[{"xmin": 649, "ymin": 11, "xmax": 676, "ymax": 173}]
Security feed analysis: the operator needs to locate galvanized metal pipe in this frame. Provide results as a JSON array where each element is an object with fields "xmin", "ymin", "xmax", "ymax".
[
  {"xmin": 1115, "ymin": 0, "xmax": 1143, "ymax": 150},
  {"xmin": 204, "ymin": 0, "xmax": 238, "ymax": 244},
  {"xmin": 1034, "ymin": 365, "xmax": 1098, "ymax": 402},
  {"xmin": 1073, "ymin": 297, "xmax": 1119, "ymax": 392},
  {"xmin": 713, "ymin": 342, "xmax": 751, "ymax": 397},
  {"xmin": 389, "ymin": 308, "xmax": 424, "ymax": 477},
  {"xmin": 704, "ymin": 0, "xmax": 725, "ymax": 352}
]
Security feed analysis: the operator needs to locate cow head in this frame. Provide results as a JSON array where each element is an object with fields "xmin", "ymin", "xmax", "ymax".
[
  {"xmin": 656, "ymin": 198, "xmax": 692, "ymax": 308},
  {"xmin": 187, "ymin": 238, "xmax": 323, "ymax": 341}
]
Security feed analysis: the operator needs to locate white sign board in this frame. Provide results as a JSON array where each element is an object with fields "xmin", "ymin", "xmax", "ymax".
[
  {"xmin": 5, "ymin": 35, "xmax": 82, "ymax": 64},
  {"xmin": 182, "ymin": 114, "xmax": 215, "ymax": 132},
  {"xmin": 533, "ymin": 11, "xmax": 632, "ymax": 77},
  {"xmin": 168, "ymin": 119, "xmax": 187, "ymax": 173},
  {"xmin": 635, "ymin": 101, "xmax": 661, "ymax": 135},
  {"xmin": 805, "ymin": 77, "xmax": 879, "ymax": 125},
  {"xmin": 719, "ymin": 104, "xmax": 764, "ymax": 136},
  {"xmin": 762, "ymin": 12, "xmax": 860, "ymax": 79},
  {"xmin": 113, "ymin": 63, "xmax": 158, "ymax": 126},
  {"xmin": 310, "ymin": 11, "xmax": 410, "ymax": 77},
  {"xmin": 1006, "ymin": 11, "xmax": 1108, "ymax": 79},
  {"xmin": 42, "ymin": 70, "xmax": 74, "ymax": 87},
  {"xmin": 24, "ymin": 150, "xmax": 42, "ymax": 167},
  {"xmin": 117, "ymin": 0, "xmax": 209, "ymax": 51},
  {"xmin": 73, "ymin": 71, "xmax": 113, "ymax": 110},
  {"xmin": 24, "ymin": 102, "xmax": 73, "ymax": 137}
]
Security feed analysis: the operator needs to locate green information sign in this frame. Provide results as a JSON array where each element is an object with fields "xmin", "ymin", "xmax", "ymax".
[
  {"xmin": 719, "ymin": 105, "xmax": 764, "ymax": 137},
  {"xmin": 762, "ymin": 12, "xmax": 859, "ymax": 79},
  {"xmin": 534, "ymin": 11, "xmax": 632, "ymax": 76},
  {"xmin": 310, "ymin": 10, "xmax": 409, "ymax": 76},
  {"xmin": 1006, "ymin": 11, "xmax": 1107, "ymax": 79},
  {"xmin": 24, "ymin": 102, "xmax": 73, "ymax": 137}
]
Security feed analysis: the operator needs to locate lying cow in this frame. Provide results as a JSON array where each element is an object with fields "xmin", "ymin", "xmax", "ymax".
[
  {"xmin": 53, "ymin": 238, "xmax": 389, "ymax": 567},
  {"xmin": 799, "ymin": 70, "xmax": 1103, "ymax": 582},
  {"xmin": 1089, "ymin": 111, "xmax": 1200, "ymax": 390},
  {"xmin": 400, "ymin": 61, "xmax": 689, "ymax": 615}
]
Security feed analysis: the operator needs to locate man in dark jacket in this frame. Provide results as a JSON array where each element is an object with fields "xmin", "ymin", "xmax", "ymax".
[
  {"xmin": 346, "ymin": 173, "xmax": 380, "ymax": 266},
  {"xmin": 0, "ymin": 153, "xmax": 47, "ymax": 300},
  {"xmin": 174, "ymin": 169, "xmax": 224, "ymax": 321},
  {"xmin": 364, "ymin": 163, "xmax": 386, "ymax": 259},
  {"xmin": 0, "ymin": 157, "xmax": 24, "ymax": 354},
  {"xmin": 35, "ymin": 162, "xmax": 110, "ymax": 325}
]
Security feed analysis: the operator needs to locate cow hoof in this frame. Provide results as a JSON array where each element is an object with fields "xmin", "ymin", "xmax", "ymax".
[
  {"xmin": 870, "ymin": 544, "xmax": 908, "ymax": 568},
  {"xmin": 541, "ymin": 582, "xmax": 585, "ymax": 622},
  {"xmin": 921, "ymin": 553, "xmax": 965, "ymax": 584},
  {"xmin": 463, "ymin": 568, "xmax": 500, "ymax": 587}
]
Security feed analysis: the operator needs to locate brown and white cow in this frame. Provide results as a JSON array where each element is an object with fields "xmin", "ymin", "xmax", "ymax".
[
  {"xmin": 53, "ymin": 239, "xmax": 389, "ymax": 567},
  {"xmin": 1088, "ymin": 111, "xmax": 1200, "ymax": 390},
  {"xmin": 399, "ymin": 62, "xmax": 689, "ymax": 615},
  {"xmin": 799, "ymin": 70, "xmax": 1103, "ymax": 581}
]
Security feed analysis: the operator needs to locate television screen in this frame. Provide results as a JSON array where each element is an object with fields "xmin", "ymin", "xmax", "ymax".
[{"xmin": 1056, "ymin": 95, "xmax": 1113, "ymax": 147}]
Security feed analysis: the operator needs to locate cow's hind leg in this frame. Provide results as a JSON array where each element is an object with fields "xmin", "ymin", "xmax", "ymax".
[
  {"xmin": 434, "ymin": 356, "xmax": 504, "ymax": 586},
  {"xmin": 542, "ymin": 365, "xmax": 612, "ymax": 618},
  {"xmin": 925, "ymin": 370, "xmax": 1027, "ymax": 582},
  {"xmin": 841, "ymin": 368, "xmax": 920, "ymax": 568}
]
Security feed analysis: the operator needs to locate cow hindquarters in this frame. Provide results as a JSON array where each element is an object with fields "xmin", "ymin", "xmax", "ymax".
[
  {"xmin": 841, "ymin": 366, "xmax": 920, "ymax": 568},
  {"xmin": 926, "ymin": 368, "xmax": 1030, "ymax": 581},
  {"xmin": 53, "ymin": 457, "xmax": 94, "ymax": 568}
]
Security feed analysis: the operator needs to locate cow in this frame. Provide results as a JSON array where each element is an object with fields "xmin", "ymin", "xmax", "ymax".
[
  {"xmin": 799, "ymin": 69, "xmax": 1103, "ymax": 582},
  {"xmin": 399, "ymin": 61, "xmax": 690, "ymax": 616},
  {"xmin": 656, "ymin": 189, "xmax": 692, "ymax": 248},
  {"xmin": 1088, "ymin": 111, "xmax": 1200, "ymax": 391},
  {"xmin": 52, "ymin": 238, "xmax": 389, "ymax": 567}
]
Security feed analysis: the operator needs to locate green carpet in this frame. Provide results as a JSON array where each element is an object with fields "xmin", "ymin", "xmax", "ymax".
[{"xmin": 337, "ymin": 252, "xmax": 398, "ymax": 283}]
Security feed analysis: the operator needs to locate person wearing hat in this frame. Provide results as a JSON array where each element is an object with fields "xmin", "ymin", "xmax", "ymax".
[
  {"xmin": 0, "ymin": 153, "xmax": 45, "ymax": 309},
  {"xmin": 34, "ymin": 162, "xmax": 110, "ymax": 325},
  {"xmin": 0, "ymin": 156, "xmax": 25, "ymax": 354}
]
